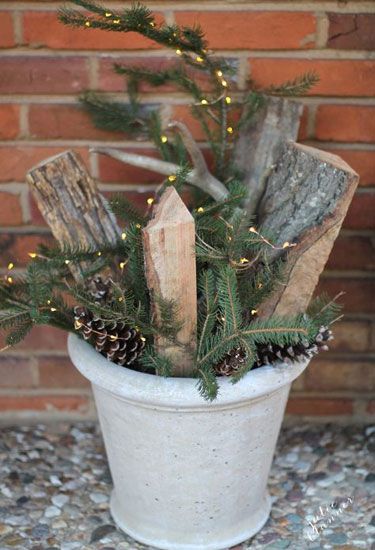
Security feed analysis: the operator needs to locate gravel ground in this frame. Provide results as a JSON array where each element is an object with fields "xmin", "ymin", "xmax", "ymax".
[{"xmin": 0, "ymin": 423, "xmax": 373, "ymax": 550}]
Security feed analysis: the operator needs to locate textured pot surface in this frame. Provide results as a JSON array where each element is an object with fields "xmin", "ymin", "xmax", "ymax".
[{"xmin": 68, "ymin": 334, "xmax": 309, "ymax": 550}]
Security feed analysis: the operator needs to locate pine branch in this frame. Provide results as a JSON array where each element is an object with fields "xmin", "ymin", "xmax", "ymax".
[
  {"xmin": 110, "ymin": 194, "xmax": 146, "ymax": 227},
  {"xmin": 263, "ymin": 72, "xmax": 319, "ymax": 97},
  {"xmin": 139, "ymin": 347, "xmax": 173, "ymax": 376},
  {"xmin": 217, "ymin": 266, "xmax": 242, "ymax": 334},
  {"xmin": 80, "ymin": 91, "xmax": 151, "ymax": 135},
  {"xmin": 197, "ymin": 269, "xmax": 218, "ymax": 359},
  {"xmin": 196, "ymin": 366, "xmax": 219, "ymax": 401},
  {"xmin": 307, "ymin": 292, "xmax": 344, "ymax": 327}
]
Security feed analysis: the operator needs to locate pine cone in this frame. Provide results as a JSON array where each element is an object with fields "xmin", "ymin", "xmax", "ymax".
[
  {"xmin": 215, "ymin": 347, "xmax": 247, "ymax": 376},
  {"xmin": 86, "ymin": 276, "xmax": 112, "ymax": 304},
  {"xmin": 254, "ymin": 325, "xmax": 332, "ymax": 368},
  {"xmin": 214, "ymin": 326, "xmax": 333, "ymax": 377},
  {"xmin": 74, "ymin": 306, "xmax": 145, "ymax": 367}
]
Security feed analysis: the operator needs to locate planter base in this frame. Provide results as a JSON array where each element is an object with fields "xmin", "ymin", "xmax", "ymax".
[{"xmin": 110, "ymin": 490, "xmax": 272, "ymax": 550}]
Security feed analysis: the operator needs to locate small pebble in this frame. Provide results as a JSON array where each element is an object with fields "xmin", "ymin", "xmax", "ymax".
[
  {"xmin": 51, "ymin": 494, "xmax": 69, "ymax": 508},
  {"xmin": 61, "ymin": 543, "xmax": 82, "ymax": 550},
  {"xmin": 317, "ymin": 471, "xmax": 345, "ymax": 487},
  {"xmin": 44, "ymin": 505, "xmax": 61, "ymax": 518},
  {"xmin": 90, "ymin": 524, "xmax": 116, "ymax": 542},
  {"xmin": 89, "ymin": 492, "xmax": 108, "ymax": 504},
  {"xmin": 327, "ymin": 532, "xmax": 348, "ymax": 544},
  {"xmin": 0, "ymin": 524, "xmax": 13, "ymax": 536},
  {"xmin": 52, "ymin": 519, "xmax": 68, "ymax": 529},
  {"xmin": 49, "ymin": 475, "xmax": 62, "ymax": 487},
  {"xmin": 31, "ymin": 523, "xmax": 50, "ymax": 539}
]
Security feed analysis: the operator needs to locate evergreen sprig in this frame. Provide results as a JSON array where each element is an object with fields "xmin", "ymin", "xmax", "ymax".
[
  {"xmin": 194, "ymin": 261, "xmax": 318, "ymax": 400},
  {"xmin": 263, "ymin": 72, "xmax": 320, "ymax": 97}
]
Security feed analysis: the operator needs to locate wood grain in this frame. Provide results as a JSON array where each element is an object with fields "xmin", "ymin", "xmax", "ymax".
[
  {"xmin": 26, "ymin": 150, "xmax": 120, "ymax": 280},
  {"xmin": 233, "ymin": 96, "xmax": 303, "ymax": 217},
  {"xmin": 142, "ymin": 187, "xmax": 197, "ymax": 376},
  {"xmin": 257, "ymin": 142, "xmax": 360, "ymax": 318}
]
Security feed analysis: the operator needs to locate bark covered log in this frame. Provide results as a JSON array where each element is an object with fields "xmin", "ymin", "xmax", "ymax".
[
  {"xmin": 26, "ymin": 151, "xmax": 121, "ymax": 280},
  {"xmin": 257, "ymin": 141, "xmax": 359, "ymax": 318},
  {"xmin": 233, "ymin": 96, "xmax": 303, "ymax": 216}
]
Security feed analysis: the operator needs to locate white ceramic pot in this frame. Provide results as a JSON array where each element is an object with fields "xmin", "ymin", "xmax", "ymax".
[{"xmin": 68, "ymin": 334, "xmax": 309, "ymax": 550}]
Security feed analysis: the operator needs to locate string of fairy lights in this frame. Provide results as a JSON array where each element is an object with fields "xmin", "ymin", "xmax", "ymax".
[{"xmin": 2, "ymin": 227, "xmax": 295, "ymax": 349}]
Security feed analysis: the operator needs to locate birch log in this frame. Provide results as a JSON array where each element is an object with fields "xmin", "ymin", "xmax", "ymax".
[
  {"xmin": 142, "ymin": 187, "xmax": 197, "ymax": 376},
  {"xmin": 257, "ymin": 142, "xmax": 360, "ymax": 319},
  {"xmin": 233, "ymin": 96, "xmax": 303, "ymax": 216},
  {"xmin": 26, "ymin": 151, "xmax": 120, "ymax": 280}
]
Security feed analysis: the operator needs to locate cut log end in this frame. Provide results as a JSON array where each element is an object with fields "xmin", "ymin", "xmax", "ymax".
[{"xmin": 257, "ymin": 141, "xmax": 360, "ymax": 319}]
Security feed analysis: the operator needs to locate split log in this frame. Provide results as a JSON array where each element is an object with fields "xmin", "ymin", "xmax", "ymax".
[
  {"xmin": 257, "ymin": 141, "xmax": 359, "ymax": 318},
  {"xmin": 26, "ymin": 151, "xmax": 121, "ymax": 280},
  {"xmin": 233, "ymin": 96, "xmax": 303, "ymax": 216},
  {"xmin": 142, "ymin": 187, "xmax": 197, "ymax": 376}
]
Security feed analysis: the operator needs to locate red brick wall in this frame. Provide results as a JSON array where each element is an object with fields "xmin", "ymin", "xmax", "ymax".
[{"xmin": 0, "ymin": 1, "xmax": 374, "ymax": 421}]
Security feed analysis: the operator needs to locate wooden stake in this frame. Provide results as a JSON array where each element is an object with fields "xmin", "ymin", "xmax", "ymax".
[
  {"xmin": 142, "ymin": 187, "xmax": 197, "ymax": 377},
  {"xmin": 26, "ymin": 151, "xmax": 121, "ymax": 281}
]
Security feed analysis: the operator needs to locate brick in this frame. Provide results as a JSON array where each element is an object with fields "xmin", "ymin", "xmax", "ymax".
[
  {"xmin": 0, "ymin": 12, "xmax": 15, "ymax": 48},
  {"xmin": 344, "ymin": 192, "xmax": 375, "ymax": 230},
  {"xmin": 328, "ymin": 13, "xmax": 375, "ymax": 50},
  {"xmin": 329, "ymin": 149, "xmax": 374, "ymax": 187},
  {"xmin": 0, "ymin": 146, "xmax": 89, "ymax": 183},
  {"xmin": 29, "ymin": 104, "xmax": 121, "ymax": 141},
  {"xmin": 315, "ymin": 105, "xmax": 375, "ymax": 143},
  {"xmin": 0, "ymin": 104, "xmax": 20, "ymax": 139},
  {"xmin": 305, "ymin": 360, "xmax": 375, "ymax": 392},
  {"xmin": 98, "ymin": 147, "xmax": 166, "ymax": 184},
  {"xmin": 367, "ymin": 400, "xmax": 375, "ymax": 414},
  {"xmin": 286, "ymin": 397, "xmax": 353, "ymax": 416},
  {"xmin": 328, "ymin": 321, "xmax": 371, "ymax": 353},
  {"xmin": 16, "ymin": 326, "xmax": 67, "ymax": 352},
  {"xmin": 327, "ymin": 235, "xmax": 375, "ymax": 271},
  {"xmin": 0, "ymin": 192, "xmax": 23, "ymax": 226},
  {"xmin": 0, "ymin": 394, "xmax": 89, "ymax": 411},
  {"xmin": 0, "ymin": 56, "xmax": 89, "ymax": 94},
  {"xmin": 38, "ymin": 357, "xmax": 89, "ymax": 388},
  {"xmin": 171, "ymin": 105, "xmax": 215, "ymax": 142},
  {"xmin": 249, "ymin": 59, "xmax": 375, "ymax": 97},
  {"xmin": 175, "ymin": 11, "xmax": 316, "ymax": 49},
  {"xmin": 0, "ymin": 233, "xmax": 53, "ymax": 266},
  {"xmin": 316, "ymin": 278, "xmax": 375, "ymax": 315},
  {"xmin": 0, "ymin": 357, "xmax": 34, "ymax": 388},
  {"xmin": 23, "ymin": 11, "xmax": 163, "ymax": 51}
]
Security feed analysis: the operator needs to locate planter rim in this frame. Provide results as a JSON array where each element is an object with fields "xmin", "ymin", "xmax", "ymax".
[{"xmin": 68, "ymin": 334, "xmax": 309, "ymax": 410}]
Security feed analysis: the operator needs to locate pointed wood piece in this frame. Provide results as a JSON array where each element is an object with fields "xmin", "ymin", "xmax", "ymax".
[
  {"xmin": 257, "ymin": 142, "xmax": 360, "ymax": 318},
  {"xmin": 26, "ymin": 150, "xmax": 120, "ymax": 280},
  {"xmin": 233, "ymin": 96, "xmax": 303, "ymax": 216},
  {"xmin": 142, "ymin": 187, "xmax": 197, "ymax": 376}
]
